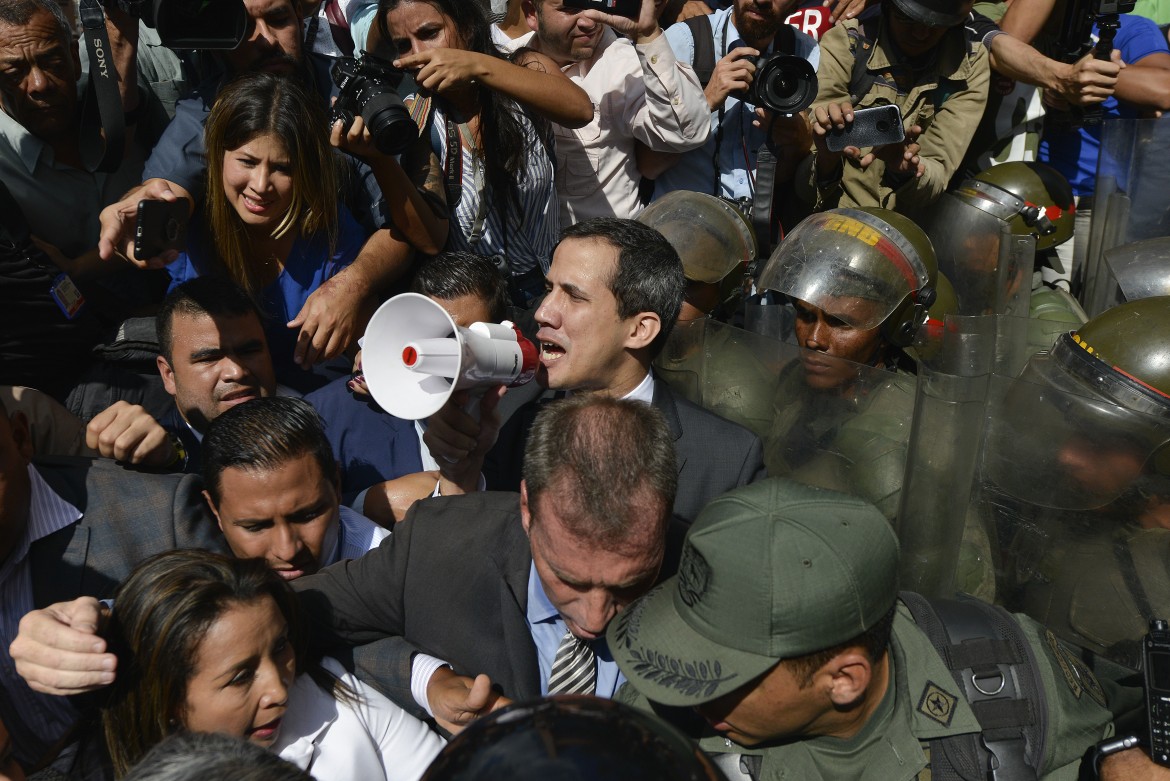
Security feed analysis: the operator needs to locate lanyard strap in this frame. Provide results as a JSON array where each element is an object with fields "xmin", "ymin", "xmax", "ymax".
[{"xmin": 77, "ymin": 0, "xmax": 124, "ymax": 173}]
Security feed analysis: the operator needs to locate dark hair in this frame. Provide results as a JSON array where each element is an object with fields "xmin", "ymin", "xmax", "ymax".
[
  {"xmin": 156, "ymin": 277, "xmax": 264, "ymax": 364},
  {"xmin": 123, "ymin": 732, "xmax": 313, "ymax": 781},
  {"xmin": 201, "ymin": 397, "xmax": 338, "ymax": 506},
  {"xmin": 559, "ymin": 219, "xmax": 686, "ymax": 357},
  {"xmin": 0, "ymin": 0, "xmax": 71, "ymax": 44},
  {"xmin": 787, "ymin": 604, "xmax": 897, "ymax": 687},
  {"xmin": 101, "ymin": 550, "xmax": 321, "ymax": 776},
  {"xmin": 522, "ymin": 395, "xmax": 677, "ymax": 548},
  {"xmin": 375, "ymin": 0, "xmax": 549, "ymax": 217},
  {"xmin": 204, "ymin": 72, "xmax": 339, "ymax": 297},
  {"xmin": 412, "ymin": 251, "xmax": 509, "ymax": 323}
]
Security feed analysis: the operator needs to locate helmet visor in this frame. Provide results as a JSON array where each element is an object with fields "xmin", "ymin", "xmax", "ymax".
[{"xmin": 757, "ymin": 209, "xmax": 931, "ymax": 330}]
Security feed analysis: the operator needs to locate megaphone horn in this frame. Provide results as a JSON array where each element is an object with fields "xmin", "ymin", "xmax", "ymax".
[{"xmin": 362, "ymin": 293, "xmax": 538, "ymax": 420}]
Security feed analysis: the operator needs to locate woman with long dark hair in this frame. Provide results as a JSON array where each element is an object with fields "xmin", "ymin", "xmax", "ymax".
[
  {"xmin": 371, "ymin": 0, "xmax": 591, "ymax": 306},
  {"xmin": 166, "ymin": 72, "xmax": 369, "ymax": 386},
  {"xmin": 100, "ymin": 549, "xmax": 444, "ymax": 779}
]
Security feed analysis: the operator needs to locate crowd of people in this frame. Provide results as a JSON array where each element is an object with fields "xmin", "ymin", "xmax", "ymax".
[{"xmin": 1, "ymin": 0, "xmax": 1169, "ymax": 777}]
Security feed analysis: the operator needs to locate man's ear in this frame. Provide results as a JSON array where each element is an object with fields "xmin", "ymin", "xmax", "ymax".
[
  {"xmin": 823, "ymin": 650, "xmax": 875, "ymax": 708},
  {"xmin": 157, "ymin": 356, "xmax": 177, "ymax": 397},
  {"xmin": 520, "ymin": 480, "xmax": 532, "ymax": 537},
  {"xmin": 203, "ymin": 489, "xmax": 225, "ymax": 533},
  {"xmin": 623, "ymin": 312, "xmax": 662, "ymax": 352},
  {"xmin": 522, "ymin": 0, "xmax": 539, "ymax": 32},
  {"xmin": 10, "ymin": 412, "xmax": 33, "ymax": 463}
]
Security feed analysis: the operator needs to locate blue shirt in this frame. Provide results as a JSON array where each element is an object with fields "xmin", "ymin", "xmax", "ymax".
[
  {"xmin": 654, "ymin": 9, "xmax": 820, "ymax": 201},
  {"xmin": 0, "ymin": 467, "xmax": 83, "ymax": 764},
  {"xmin": 525, "ymin": 561, "xmax": 625, "ymax": 697},
  {"xmin": 166, "ymin": 204, "xmax": 368, "ymax": 389},
  {"xmin": 1039, "ymin": 14, "xmax": 1170, "ymax": 195}
]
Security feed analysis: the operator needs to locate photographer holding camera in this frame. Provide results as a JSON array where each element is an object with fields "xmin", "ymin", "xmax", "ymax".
[{"xmin": 648, "ymin": 0, "xmax": 820, "ymax": 246}]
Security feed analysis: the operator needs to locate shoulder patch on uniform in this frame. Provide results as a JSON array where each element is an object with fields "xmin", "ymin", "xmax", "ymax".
[
  {"xmin": 918, "ymin": 681, "xmax": 957, "ymax": 726},
  {"xmin": 1045, "ymin": 630, "xmax": 1107, "ymax": 707}
]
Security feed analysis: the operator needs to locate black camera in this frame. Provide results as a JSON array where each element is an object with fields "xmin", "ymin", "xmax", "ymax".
[
  {"xmin": 741, "ymin": 54, "xmax": 818, "ymax": 115},
  {"xmin": 112, "ymin": 0, "xmax": 245, "ymax": 49},
  {"xmin": 330, "ymin": 54, "xmax": 419, "ymax": 156}
]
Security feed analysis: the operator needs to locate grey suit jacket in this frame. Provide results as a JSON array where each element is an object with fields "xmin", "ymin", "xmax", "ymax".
[
  {"xmin": 9, "ymin": 457, "xmax": 222, "ymax": 769},
  {"xmin": 483, "ymin": 376, "xmax": 766, "ymax": 523},
  {"xmin": 29, "ymin": 456, "xmax": 225, "ymax": 608},
  {"xmin": 295, "ymin": 492, "xmax": 539, "ymax": 719}
]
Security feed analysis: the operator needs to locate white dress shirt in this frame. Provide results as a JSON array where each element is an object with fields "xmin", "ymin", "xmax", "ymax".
[
  {"xmin": 546, "ymin": 27, "xmax": 711, "ymax": 224},
  {"xmin": 274, "ymin": 657, "xmax": 445, "ymax": 781}
]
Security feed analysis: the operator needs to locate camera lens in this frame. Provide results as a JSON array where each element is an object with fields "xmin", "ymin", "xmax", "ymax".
[
  {"xmin": 361, "ymin": 93, "xmax": 417, "ymax": 156},
  {"xmin": 754, "ymin": 55, "xmax": 818, "ymax": 115}
]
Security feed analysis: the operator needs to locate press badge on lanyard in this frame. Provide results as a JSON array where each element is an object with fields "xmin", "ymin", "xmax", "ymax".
[{"xmin": 50, "ymin": 273, "xmax": 85, "ymax": 319}]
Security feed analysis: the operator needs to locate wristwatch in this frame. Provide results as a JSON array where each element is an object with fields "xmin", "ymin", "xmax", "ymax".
[{"xmin": 1078, "ymin": 734, "xmax": 1142, "ymax": 780}]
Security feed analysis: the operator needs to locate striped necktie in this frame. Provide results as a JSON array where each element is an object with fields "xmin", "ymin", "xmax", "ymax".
[{"xmin": 548, "ymin": 629, "xmax": 597, "ymax": 695}]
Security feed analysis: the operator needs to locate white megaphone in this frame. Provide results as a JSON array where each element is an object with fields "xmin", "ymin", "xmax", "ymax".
[{"xmin": 361, "ymin": 292, "xmax": 539, "ymax": 420}]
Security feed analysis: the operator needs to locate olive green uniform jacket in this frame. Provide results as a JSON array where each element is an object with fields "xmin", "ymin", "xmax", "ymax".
[
  {"xmin": 809, "ymin": 18, "xmax": 990, "ymax": 213},
  {"xmin": 620, "ymin": 604, "xmax": 1129, "ymax": 780}
]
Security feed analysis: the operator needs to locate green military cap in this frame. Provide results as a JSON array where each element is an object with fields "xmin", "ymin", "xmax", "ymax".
[{"xmin": 608, "ymin": 479, "xmax": 899, "ymax": 707}]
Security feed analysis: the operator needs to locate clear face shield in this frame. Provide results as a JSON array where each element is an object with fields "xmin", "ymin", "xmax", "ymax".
[
  {"xmin": 1098, "ymin": 237, "xmax": 1170, "ymax": 311},
  {"xmin": 982, "ymin": 334, "xmax": 1170, "ymax": 511},
  {"xmin": 920, "ymin": 192, "xmax": 1033, "ymax": 317},
  {"xmin": 636, "ymin": 191, "xmax": 756, "ymax": 284},
  {"xmin": 756, "ymin": 209, "xmax": 931, "ymax": 331},
  {"xmin": 975, "ymin": 337, "xmax": 1170, "ymax": 666}
]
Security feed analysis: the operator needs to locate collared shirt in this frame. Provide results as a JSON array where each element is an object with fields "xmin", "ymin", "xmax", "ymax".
[
  {"xmin": 320, "ymin": 505, "xmax": 391, "ymax": 566},
  {"xmin": 0, "ymin": 467, "xmax": 83, "ymax": 764},
  {"xmin": 0, "ymin": 98, "xmax": 147, "ymax": 257},
  {"xmin": 409, "ymin": 371, "xmax": 655, "ymax": 712},
  {"xmin": 547, "ymin": 26, "xmax": 711, "ymax": 224},
  {"xmin": 654, "ymin": 9, "xmax": 820, "ymax": 202},
  {"xmin": 525, "ymin": 561, "xmax": 625, "ymax": 697}
]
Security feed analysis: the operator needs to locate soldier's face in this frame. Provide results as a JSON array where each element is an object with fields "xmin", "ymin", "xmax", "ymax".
[
  {"xmin": 792, "ymin": 298, "xmax": 886, "ymax": 392},
  {"xmin": 695, "ymin": 659, "xmax": 830, "ymax": 745}
]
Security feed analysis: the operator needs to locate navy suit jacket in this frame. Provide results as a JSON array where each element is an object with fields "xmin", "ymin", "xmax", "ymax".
[{"xmin": 305, "ymin": 377, "xmax": 425, "ymax": 504}]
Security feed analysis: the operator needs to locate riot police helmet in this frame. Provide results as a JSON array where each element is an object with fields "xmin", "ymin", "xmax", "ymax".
[
  {"xmin": 954, "ymin": 162, "xmax": 1076, "ymax": 251},
  {"xmin": 757, "ymin": 207, "xmax": 938, "ymax": 347}
]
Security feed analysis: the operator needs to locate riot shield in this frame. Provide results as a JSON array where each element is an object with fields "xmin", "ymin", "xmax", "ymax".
[
  {"xmin": 765, "ymin": 343, "xmax": 918, "ymax": 521},
  {"xmin": 655, "ymin": 316, "xmax": 922, "ymax": 523},
  {"xmin": 973, "ymin": 342, "xmax": 1170, "ymax": 668},
  {"xmin": 1091, "ymin": 237, "xmax": 1170, "ymax": 312},
  {"xmin": 1082, "ymin": 115, "xmax": 1170, "ymax": 316},
  {"xmin": 920, "ymin": 194, "xmax": 1034, "ymax": 317},
  {"xmin": 653, "ymin": 318, "xmax": 786, "ymax": 441}
]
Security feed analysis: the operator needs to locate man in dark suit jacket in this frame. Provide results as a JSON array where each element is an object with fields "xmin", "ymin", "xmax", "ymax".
[
  {"xmin": 428, "ymin": 218, "xmax": 765, "ymax": 523},
  {"xmin": 295, "ymin": 395, "xmax": 683, "ymax": 734},
  {"xmin": 0, "ymin": 395, "xmax": 223, "ymax": 769}
]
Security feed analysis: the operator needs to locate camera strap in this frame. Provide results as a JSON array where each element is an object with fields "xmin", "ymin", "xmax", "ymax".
[{"xmin": 77, "ymin": 0, "xmax": 125, "ymax": 173}]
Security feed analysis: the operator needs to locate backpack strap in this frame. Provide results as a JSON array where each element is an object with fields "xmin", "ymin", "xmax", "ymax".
[
  {"xmin": 686, "ymin": 15, "xmax": 717, "ymax": 87},
  {"xmin": 901, "ymin": 591, "xmax": 1047, "ymax": 781},
  {"xmin": 846, "ymin": 11, "xmax": 883, "ymax": 105}
]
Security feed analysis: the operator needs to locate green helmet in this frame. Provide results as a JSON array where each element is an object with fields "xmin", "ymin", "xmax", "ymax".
[
  {"xmin": 1068, "ymin": 296, "xmax": 1170, "ymax": 403},
  {"xmin": 758, "ymin": 207, "xmax": 938, "ymax": 347},
  {"xmin": 953, "ymin": 162, "xmax": 1075, "ymax": 251}
]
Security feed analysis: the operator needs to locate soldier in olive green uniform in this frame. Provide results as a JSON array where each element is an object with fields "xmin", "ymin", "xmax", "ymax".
[
  {"xmin": 981, "ymin": 297, "xmax": 1170, "ymax": 671},
  {"xmin": 754, "ymin": 207, "xmax": 935, "ymax": 516},
  {"xmin": 807, "ymin": 0, "xmax": 989, "ymax": 213},
  {"xmin": 610, "ymin": 480, "xmax": 1149, "ymax": 781}
]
